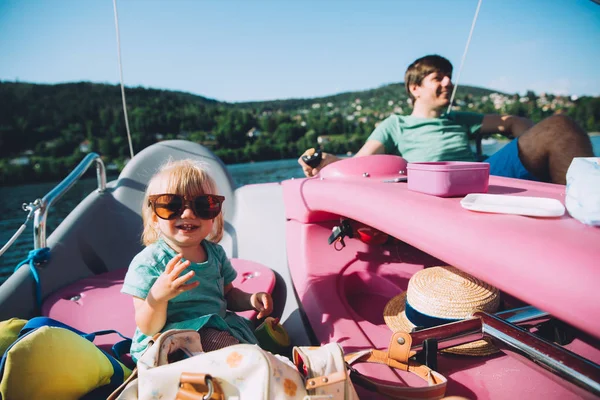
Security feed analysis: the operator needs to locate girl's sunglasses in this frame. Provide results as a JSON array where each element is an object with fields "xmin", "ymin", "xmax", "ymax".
[{"xmin": 147, "ymin": 194, "xmax": 225, "ymax": 220}]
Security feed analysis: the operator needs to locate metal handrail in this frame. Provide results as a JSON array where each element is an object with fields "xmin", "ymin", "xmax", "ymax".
[
  {"xmin": 33, "ymin": 153, "xmax": 107, "ymax": 249},
  {"xmin": 407, "ymin": 309, "xmax": 600, "ymax": 397}
]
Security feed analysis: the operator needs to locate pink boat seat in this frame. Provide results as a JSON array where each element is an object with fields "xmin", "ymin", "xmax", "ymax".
[{"xmin": 41, "ymin": 258, "xmax": 276, "ymax": 352}]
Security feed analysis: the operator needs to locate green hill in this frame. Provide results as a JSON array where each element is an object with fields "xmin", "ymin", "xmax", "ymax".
[
  {"xmin": 0, "ymin": 80, "xmax": 597, "ymax": 185},
  {"xmin": 235, "ymin": 83, "xmax": 500, "ymax": 112}
]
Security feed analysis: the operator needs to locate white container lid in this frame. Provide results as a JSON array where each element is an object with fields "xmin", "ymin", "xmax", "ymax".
[{"xmin": 460, "ymin": 193, "xmax": 565, "ymax": 217}]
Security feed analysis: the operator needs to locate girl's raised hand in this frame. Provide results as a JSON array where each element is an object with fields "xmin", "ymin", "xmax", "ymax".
[
  {"xmin": 250, "ymin": 292, "xmax": 273, "ymax": 319},
  {"xmin": 149, "ymin": 254, "xmax": 199, "ymax": 303}
]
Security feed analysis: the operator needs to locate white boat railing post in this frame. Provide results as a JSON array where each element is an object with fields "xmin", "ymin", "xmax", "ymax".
[{"xmin": 33, "ymin": 153, "xmax": 107, "ymax": 250}]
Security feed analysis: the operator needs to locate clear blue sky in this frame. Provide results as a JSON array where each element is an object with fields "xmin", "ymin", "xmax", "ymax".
[{"xmin": 1, "ymin": 0, "xmax": 599, "ymax": 102}]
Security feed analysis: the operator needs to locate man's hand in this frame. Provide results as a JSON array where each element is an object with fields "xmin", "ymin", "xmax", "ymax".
[
  {"xmin": 250, "ymin": 292, "xmax": 273, "ymax": 319},
  {"xmin": 481, "ymin": 114, "xmax": 534, "ymax": 138},
  {"xmin": 298, "ymin": 149, "xmax": 338, "ymax": 177},
  {"xmin": 149, "ymin": 254, "xmax": 199, "ymax": 304}
]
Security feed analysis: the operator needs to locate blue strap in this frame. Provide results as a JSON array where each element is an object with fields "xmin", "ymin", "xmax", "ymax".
[
  {"xmin": 14, "ymin": 247, "xmax": 50, "ymax": 310},
  {"xmin": 99, "ymin": 348, "xmax": 125, "ymax": 388},
  {"xmin": 92, "ymin": 329, "xmax": 131, "ymax": 343},
  {"xmin": 112, "ymin": 338, "xmax": 133, "ymax": 360},
  {"xmin": 20, "ymin": 317, "xmax": 132, "ymax": 359},
  {"xmin": 20, "ymin": 316, "xmax": 93, "ymax": 340}
]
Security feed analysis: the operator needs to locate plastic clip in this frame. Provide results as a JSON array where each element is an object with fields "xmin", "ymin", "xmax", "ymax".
[{"xmin": 328, "ymin": 219, "xmax": 354, "ymax": 250}]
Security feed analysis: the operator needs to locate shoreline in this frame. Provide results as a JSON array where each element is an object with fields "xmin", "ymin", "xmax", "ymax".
[{"xmin": 3, "ymin": 136, "xmax": 599, "ymax": 188}]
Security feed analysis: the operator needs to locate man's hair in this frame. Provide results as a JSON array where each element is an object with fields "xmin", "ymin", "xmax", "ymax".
[{"xmin": 404, "ymin": 55, "xmax": 453, "ymax": 103}]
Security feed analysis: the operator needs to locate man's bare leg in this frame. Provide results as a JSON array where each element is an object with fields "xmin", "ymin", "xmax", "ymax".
[{"xmin": 517, "ymin": 115, "xmax": 594, "ymax": 184}]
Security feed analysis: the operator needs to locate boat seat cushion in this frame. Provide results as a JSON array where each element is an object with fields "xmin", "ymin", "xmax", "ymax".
[{"xmin": 41, "ymin": 258, "xmax": 275, "ymax": 350}]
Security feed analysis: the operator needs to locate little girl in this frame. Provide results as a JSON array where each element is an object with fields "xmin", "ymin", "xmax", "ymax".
[{"xmin": 122, "ymin": 159, "xmax": 273, "ymax": 362}]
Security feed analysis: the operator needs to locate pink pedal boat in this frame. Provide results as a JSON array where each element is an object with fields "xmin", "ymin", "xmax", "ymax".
[
  {"xmin": 1, "ymin": 141, "xmax": 598, "ymax": 399},
  {"xmin": 283, "ymin": 154, "xmax": 600, "ymax": 399}
]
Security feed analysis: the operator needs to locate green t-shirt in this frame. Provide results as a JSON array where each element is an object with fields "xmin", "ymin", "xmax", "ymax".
[
  {"xmin": 122, "ymin": 238, "xmax": 258, "ymax": 361},
  {"xmin": 368, "ymin": 112, "xmax": 485, "ymax": 162}
]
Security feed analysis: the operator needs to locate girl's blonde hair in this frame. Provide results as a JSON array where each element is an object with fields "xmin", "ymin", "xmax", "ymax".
[{"xmin": 141, "ymin": 159, "xmax": 225, "ymax": 245}]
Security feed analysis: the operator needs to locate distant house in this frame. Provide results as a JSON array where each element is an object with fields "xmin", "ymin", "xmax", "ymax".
[
  {"xmin": 201, "ymin": 134, "xmax": 218, "ymax": 147},
  {"xmin": 200, "ymin": 140, "xmax": 218, "ymax": 148},
  {"xmin": 79, "ymin": 140, "xmax": 91, "ymax": 153},
  {"xmin": 317, "ymin": 135, "xmax": 331, "ymax": 145},
  {"xmin": 45, "ymin": 139, "xmax": 59, "ymax": 149},
  {"xmin": 247, "ymin": 127, "xmax": 261, "ymax": 138},
  {"xmin": 10, "ymin": 157, "xmax": 30, "ymax": 166}
]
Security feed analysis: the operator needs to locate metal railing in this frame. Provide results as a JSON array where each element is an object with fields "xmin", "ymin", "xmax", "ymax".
[
  {"xmin": 32, "ymin": 153, "xmax": 107, "ymax": 249},
  {"xmin": 407, "ymin": 307, "xmax": 600, "ymax": 397}
]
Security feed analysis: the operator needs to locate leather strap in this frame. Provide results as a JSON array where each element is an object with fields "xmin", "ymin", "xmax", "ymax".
[
  {"xmin": 305, "ymin": 370, "xmax": 347, "ymax": 390},
  {"xmin": 343, "ymin": 332, "xmax": 447, "ymax": 399},
  {"xmin": 175, "ymin": 373, "xmax": 224, "ymax": 400}
]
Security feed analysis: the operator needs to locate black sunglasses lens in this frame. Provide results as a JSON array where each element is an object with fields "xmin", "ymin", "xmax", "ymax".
[
  {"xmin": 193, "ymin": 195, "xmax": 222, "ymax": 219},
  {"xmin": 154, "ymin": 195, "xmax": 183, "ymax": 219}
]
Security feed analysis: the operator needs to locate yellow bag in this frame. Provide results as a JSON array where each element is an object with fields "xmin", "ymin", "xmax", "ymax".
[
  {"xmin": 0, "ymin": 324, "xmax": 132, "ymax": 400},
  {"xmin": 0, "ymin": 318, "xmax": 26, "ymax": 355}
]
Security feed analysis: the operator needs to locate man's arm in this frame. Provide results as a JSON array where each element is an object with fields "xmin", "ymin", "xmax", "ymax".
[
  {"xmin": 298, "ymin": 139, "xmax": 385, "ymax": 177},
  {"xmin": 480, "ymin": 114, "xmax": 534, "ymax": 138},
  {"xmin": 355, "ymin": 139, "xmax": 386, "ymax": 157}
]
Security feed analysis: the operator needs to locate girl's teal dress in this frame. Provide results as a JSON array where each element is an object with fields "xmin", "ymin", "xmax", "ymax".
[{"xmin": 121, "ymin": 238, "xmax": 258, "ymax": 361}]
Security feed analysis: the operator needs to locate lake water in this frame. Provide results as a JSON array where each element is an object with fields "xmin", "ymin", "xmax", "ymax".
[
  {"xmin": 0, "ymin": 157, "xmax": 308, "ymax": 283},
  {"xmin": 1, "ymin": 137, "xmax": 599, "ymax": 284}
]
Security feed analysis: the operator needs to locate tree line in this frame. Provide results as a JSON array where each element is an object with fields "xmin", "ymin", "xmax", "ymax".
[{"xmin": 0, "ymin": 81, "xmax": 598, "ymax": 186}]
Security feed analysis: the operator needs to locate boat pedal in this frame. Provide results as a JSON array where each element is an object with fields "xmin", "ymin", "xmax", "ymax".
[
  {"xmin": 535, "ymin": 319, "xmax": 575, "ymax": 346},
  {"xmin": 413, "ymin": 338, "xmax": 438, "ymax": 371}
]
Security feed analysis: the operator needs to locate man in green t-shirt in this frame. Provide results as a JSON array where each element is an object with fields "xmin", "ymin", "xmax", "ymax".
[{"xmin": 298, "ymin": 55, "xmax": 594, "ymax": 184}]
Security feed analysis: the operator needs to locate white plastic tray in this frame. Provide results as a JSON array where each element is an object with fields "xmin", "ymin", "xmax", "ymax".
[{"xmin": 460, "ymin": 193, "xmax": 565, "ymax": 217}]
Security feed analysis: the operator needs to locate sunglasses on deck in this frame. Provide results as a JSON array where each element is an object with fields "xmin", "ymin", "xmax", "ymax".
[{"xmin": 147, "ymin": 194, "xmax": 225, "ymax": 220}]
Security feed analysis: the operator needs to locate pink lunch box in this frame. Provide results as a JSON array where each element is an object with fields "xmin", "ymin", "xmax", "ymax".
[{"xmin": 407, "ymin": 161, "xmax": 490, "ymax": 197}]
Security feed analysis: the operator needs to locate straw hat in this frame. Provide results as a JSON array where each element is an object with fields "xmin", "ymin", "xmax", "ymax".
[{"xmin": 383, "ymin": 266, "xmax": 501, "ymax": 356}]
